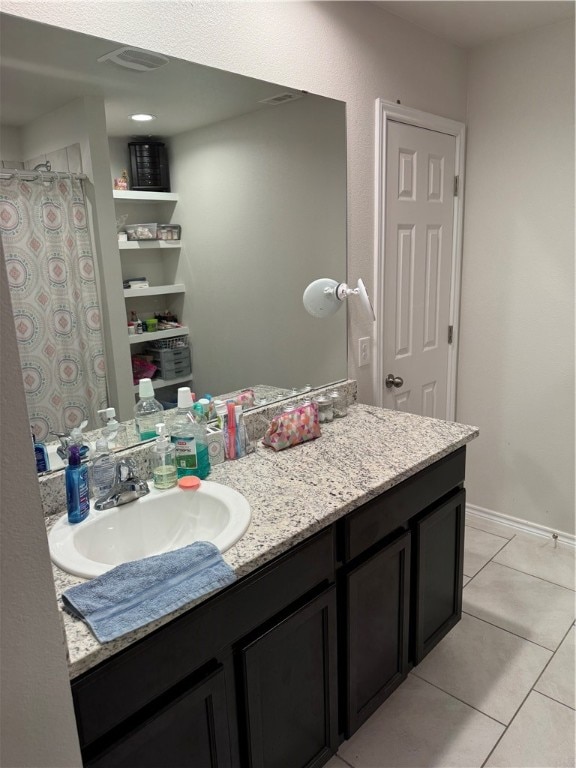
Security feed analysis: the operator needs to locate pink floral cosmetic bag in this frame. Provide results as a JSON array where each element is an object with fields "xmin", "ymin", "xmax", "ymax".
[
  {"xmin": 234, "ymin": 389, "xmax": 256, "ymax": 409},
  {"xmin": 262, "ymin": 401, "xmax": 321, "ymax": 451}
]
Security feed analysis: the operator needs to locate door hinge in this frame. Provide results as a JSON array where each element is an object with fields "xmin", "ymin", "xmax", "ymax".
[
  {"xmin": 453, "ymin": 175, "xmax": 459, "ymax": 197},
  {"xmin": 448, "ymin": 325, "xmax": 454, "ymax": 344}
]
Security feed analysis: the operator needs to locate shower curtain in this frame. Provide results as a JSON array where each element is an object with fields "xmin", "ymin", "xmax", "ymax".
[{"xmin": 1, "ymin": 175, "xmax": 108, "ymax": 441}]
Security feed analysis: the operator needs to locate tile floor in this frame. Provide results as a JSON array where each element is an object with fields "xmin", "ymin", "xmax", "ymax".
[{"xmin": 327, "ymin": 514, "xmax": 576, "ymax": 768}]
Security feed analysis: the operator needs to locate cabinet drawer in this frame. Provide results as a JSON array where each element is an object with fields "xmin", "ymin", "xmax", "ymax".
[
  {"xmin": 344, "ymin": 447, "xmax": 465, "ymax": 562},
  {"xmin": 73, "ymin": 526, "xmax": 335, "ymax": 748},
  {"xmin": 159, "ymin": 361, "xmax": 192, "ymax": 380}
]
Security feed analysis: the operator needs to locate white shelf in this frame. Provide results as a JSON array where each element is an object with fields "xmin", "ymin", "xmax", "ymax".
[
  {"xmin": 119, "ymin": 240, "xmax": 181, "ymax": 250},
  {"xmin": 133, "ymin": 373, "xmax": 192, "ymax": 393},
  {"xmin": 124, "ymin": 284, "xmax": 185, "ymax": 298},
  {"xmin": 128, "ymin": 327, "xmax": 189, "ymax": 344},
  {"xmin": 113, "ymin": 190, "xmax": 179, "ymax": 202}
]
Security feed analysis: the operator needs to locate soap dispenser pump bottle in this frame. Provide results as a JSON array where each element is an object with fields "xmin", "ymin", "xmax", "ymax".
[
  {"xmin": 134, "ymin": 378, "xmax": 164, "ymax": 440},
  {"xmin": 98, "ymin": 406, "xmax": 123, "ymax": 446},
  {"xmin": 151, "ymin": 423, "xmax": 177, "ymax": 489},
  {"xmin": 66, "ymin": 444, "xmax": 90, "ymax": 524},
  {"xmin": 69, "ymin": 420, "xmax": 90, "ymax": 461}
]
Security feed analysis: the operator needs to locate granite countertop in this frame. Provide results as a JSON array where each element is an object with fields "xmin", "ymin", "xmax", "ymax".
[{"xmin": 49, "ymin": 404, "xmax": 478, "ymax": 679}]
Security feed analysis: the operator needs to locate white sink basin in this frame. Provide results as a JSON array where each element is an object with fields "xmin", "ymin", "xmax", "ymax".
[{"xmin": 48, "ymin": 481, "xmax": 251, "ymax": 579}]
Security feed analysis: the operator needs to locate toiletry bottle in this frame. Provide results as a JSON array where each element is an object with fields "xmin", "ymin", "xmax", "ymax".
[
  {"xmin": 170, "ymin": 388, "xmax": 210, "ymax": 479},
  {"xmin": 31, "ymin": 428, "xmax": 50, "ymax": 473},
  {"xmin": 69, "ymin": 422, "xmax": 91, "ymax": 460},
  {"xmin": 90, "ymin": 435, "xmax": 116, "ymax": 500},
  {"xmin": 134, "ymin": 378, "xmax": 164, "ymax": 440},
  {"xmin": 215, "ymin": 402, "xmax": 227, "ymax": 431},
  {"xmin": 98, "ymin": 406, "xmax": 124, "ymax": 447},
  {"xmin": 66, "ymin": 444, "xmax": 90, "ymax": 524},
  {"xmin": 151, "ymin": 423, "xmax": 177, "ymax": 489},
  {"xmin": 225, "ymin": 401, "xmax": 237, "ymax": 460},
  {"xmin": 198, "ymin": 398, "xmax": 211, "ymax": 421},
  {"xmin": 235, "ymin": 404, "xmax": 247, "ymax": 458}
]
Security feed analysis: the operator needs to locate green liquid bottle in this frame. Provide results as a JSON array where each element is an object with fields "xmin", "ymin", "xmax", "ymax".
[
  {"xmin": 171, "ymin": 388, "xmax": 211, "ymax": 480},
  {"xmin": 135, "ymin": 378, "xmax": 164, "ymax": 440}
]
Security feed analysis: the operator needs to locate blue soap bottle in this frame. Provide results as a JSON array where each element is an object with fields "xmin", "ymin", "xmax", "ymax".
[
  {"xmin": 66, "ymin": 444, "xmax": 90, "ymax": 524},
  {"xmin": 31, "ymin": 428, "xmax": 50, "ymax": 473}
]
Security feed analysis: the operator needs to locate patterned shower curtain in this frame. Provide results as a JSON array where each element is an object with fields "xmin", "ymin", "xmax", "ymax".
[{"xmin": 1, "ymin": 175, "xmax": 108, "ymax": 441}]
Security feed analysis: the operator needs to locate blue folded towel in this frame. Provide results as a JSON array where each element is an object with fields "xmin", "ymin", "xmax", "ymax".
[{"xmin": 62, "ymin": 541, "xmax": 236, "ymax": 643}]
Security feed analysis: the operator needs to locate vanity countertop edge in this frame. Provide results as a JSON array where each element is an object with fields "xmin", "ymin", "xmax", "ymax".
[{"xmin": 48, "ymin": 403, "xmax": 479, "ymax": 678}]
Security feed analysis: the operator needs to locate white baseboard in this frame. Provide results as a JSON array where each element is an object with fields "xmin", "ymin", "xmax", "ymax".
[{"xmin": 466, "ymin": 504, "xmax": 576, "ymax": 548}]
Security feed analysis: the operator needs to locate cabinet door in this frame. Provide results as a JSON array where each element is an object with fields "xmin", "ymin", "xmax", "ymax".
[
  {"xmin": 85, "ymin": 666, "xmax": 233, "ymax": 768},
  {"xmin": 412, "ymin": 489, "xmax": 466, "ymax": 664},
  {"xmin": 240, "ymin": 587, "xmax": 338, "ymax": 768},
  {"xmin": 345, "ymin": 530, "xmax": 411, "ymax": 737}
]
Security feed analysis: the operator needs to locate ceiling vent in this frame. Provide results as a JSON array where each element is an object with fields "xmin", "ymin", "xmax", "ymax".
[
  {"xmin": 97, "ymin": 47, "xmax": 169, "ymax": 72},
  {"xmin": 259, "ymin": 92, "xmax": 304, "ymax": 106}
]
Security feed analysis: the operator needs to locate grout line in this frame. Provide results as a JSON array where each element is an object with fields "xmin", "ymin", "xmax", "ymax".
[
  {"xmin": 488, "ymin": 559, "xmax": 576, "ymax": 593},
  {"xmin": 465, "ymin": 522, "xmax": 513, "ymax": 542},
  {"xmin": 408, "ymin": 672, "xmax": 508, "ymax": 727},
  {"xmin": 461, "ymin": 611, "xmax": 558, "ymax": 652},
  {"xmin": 463, "ymin": 535, "xmax": 513, "ymax": 581},
  {"xmin": 483, "ymin": 674, "xmax": 576, "ymax": 766},
  {"xmin": 480, "ymin": 676, "xmax": 536, "ymax": 768},
  {"xmin": 531, "ymin": 622, "xmax": 575, "ymax": 709},
  {"xmin": 531, "ymin": 689, "xmax": 576, "ymax": 712},
  {"xmin": 464, "ymin": 608, "xmax": 565, "ymax": 653}
]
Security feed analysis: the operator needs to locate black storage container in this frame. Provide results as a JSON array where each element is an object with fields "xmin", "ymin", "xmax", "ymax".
[{"xmin": 129, "ymin": 140, "xmax": 170, "ymax": 192}]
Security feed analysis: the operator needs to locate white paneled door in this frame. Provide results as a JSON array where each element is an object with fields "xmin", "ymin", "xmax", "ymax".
[{"xmin": 382, "ymin": 119, "xmax": 457, "ymax": 418}]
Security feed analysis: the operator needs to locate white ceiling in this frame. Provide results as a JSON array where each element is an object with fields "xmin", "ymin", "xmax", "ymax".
[
  {"xmin": 0, "ymin": 14, "xmax": 303, "ymax": 136},
  {"xmin": 375, "ymin": 1, "xmax": 575, "ymax": 49},
  {"xmin": 1, "ymin": 5, "xmax": 573, "ymax": 135}
]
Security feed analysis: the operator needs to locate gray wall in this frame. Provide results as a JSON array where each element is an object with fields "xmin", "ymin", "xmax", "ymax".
[
  {"xmin": 171, "ymin": 95, "xmax": 347, "ymax": 396},
  {"xmin": 458, "ymin": 20, "xmax": 575, "ymax": 535}
]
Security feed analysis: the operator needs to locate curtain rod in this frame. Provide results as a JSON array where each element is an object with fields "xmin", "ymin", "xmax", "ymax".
[{"xmin": 0, "ymin": 168, "xmax": 88, "ymax": 182}]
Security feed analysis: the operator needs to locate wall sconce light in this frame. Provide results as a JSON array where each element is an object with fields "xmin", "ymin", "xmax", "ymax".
[{"xmin": 303, "ymin": 278, "xmax": 375, "ymax": 320}]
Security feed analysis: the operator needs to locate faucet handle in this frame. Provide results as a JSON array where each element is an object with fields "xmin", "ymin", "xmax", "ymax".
[
  {"xmin": 116, "ymin": 458, "xmax": 138, "ymax": 483},
  {"xmin": 51, "ymin": 431, "xmax": 69, "ymax": 443},
  {"xmin": 116, "ymin": 459, "xmax": 136, "ymax": 483}
]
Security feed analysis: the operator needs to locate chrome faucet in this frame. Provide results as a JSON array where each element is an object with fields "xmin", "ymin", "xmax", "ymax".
[{"xmin": 94, "ymin": 458, "xmax": 149, "ymax": 510}]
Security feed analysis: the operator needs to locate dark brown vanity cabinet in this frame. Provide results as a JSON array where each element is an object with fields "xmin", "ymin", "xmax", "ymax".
[
  {"xmin": 343, "ymin": 531, "xmax": 411, "ymax": 736},
  {"xmin": 339, "ymin": 447, "xmax": 466, "ymax": 739},
  {"xmin": 411, "ymin": 488, "xmax": 466, "ymax": 664},
  {"xmin": 239, "ymin": 587, "xmax": 338, "ymax": 768},
  {"xmin": 72, "ymin": 448, "xmax": 467, "ymax": 768},
  {"xmin": 85, "ymin": 665, "xmax": 234, "ymax": 768}
]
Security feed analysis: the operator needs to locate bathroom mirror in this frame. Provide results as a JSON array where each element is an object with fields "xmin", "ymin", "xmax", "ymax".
[{"xmin": 0, "ymin": 13, "xmax": 347, "ymax": 465}]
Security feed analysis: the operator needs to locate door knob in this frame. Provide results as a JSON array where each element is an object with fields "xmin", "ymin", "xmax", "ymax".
[{"xmin": 385, "ymin": 374, "xmax": 404, "ymax": 389}]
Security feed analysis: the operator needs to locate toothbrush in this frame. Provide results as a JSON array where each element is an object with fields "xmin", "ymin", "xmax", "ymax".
[{"xmin": 226, "ymin": 401, "xmax": 236, "ymax": 460}]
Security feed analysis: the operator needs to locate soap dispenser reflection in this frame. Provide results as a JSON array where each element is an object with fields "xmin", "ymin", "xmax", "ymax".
[
  {"xmin": 98, "ymin": 407, "xmax": 125, "ymax": 447},
  {"xmin": 152, "ymin": 423, "xmax": 177, "ymax": 490}
]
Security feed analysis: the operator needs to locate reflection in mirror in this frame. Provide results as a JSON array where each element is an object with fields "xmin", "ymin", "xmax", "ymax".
[{"xmin": 0, "ymin": 13, "xmax": 347, "ymax": 468}]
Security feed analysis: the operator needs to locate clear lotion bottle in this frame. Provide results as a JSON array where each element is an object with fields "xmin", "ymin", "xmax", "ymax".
[{"xmin": 152, "ymin": 423, "xmax": 177, "ymax": 490}]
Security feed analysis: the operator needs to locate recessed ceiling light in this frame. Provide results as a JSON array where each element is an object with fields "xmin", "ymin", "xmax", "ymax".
[{"xmin": 130, "ymin": 113, "xmax": 156, "ymax": 122}]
